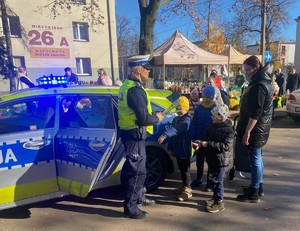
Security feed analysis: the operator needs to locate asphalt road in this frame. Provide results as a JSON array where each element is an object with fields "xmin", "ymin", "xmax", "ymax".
[{"xmin": 0, "ymin": 113, "xmax": 299, "ymax": 231}]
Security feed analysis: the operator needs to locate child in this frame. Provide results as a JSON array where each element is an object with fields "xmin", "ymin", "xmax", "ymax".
[
  {"xmin": 196, "ymin": 104, "xmax": 234, "ymax": 213},
  {"xmin": 190, "ymin": 85, "xmax": 216, "ymax": 191},
  {"xmin": 158, "ymin": 96, "xmax": 193, "ymax": 201},
  {"xmin": 189, "ymin": 88, "xmax": 201, "ymax": 117}
]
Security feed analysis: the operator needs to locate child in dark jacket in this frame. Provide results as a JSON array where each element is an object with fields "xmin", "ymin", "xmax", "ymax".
[
  {"xmin": 190, "ymin": 85, "xmax": 216, "ymax": 191},
  {"xmin": 158, "ymin": 96, "xmax": 193, "ymax": 201},
  {"xmin": 196, "ymin": 104, "xmax": 234, "ymax": 213}
]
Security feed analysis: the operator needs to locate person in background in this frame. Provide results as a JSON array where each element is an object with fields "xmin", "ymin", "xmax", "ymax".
[
  {"xmin": 208, "ymin": 73, "xmax": 224, "ymax": 105},
  {"xmin": 275, "ymin": 67, "xmax": 285, "ymax": 97},
  {"xmin": 64, "ymin": 67, "xmax": 79, "ymax": 85},
  {"xmin": 97, "ymin": 68, "xmax": 112, "ymax": 86},
  {"xmin": 286, "ymin": 67, "xmax": 299, "ymax": 94},
  {"xmin": 189, "ymin": 88, "xmax": 201, "ymax": 117},
  {"xmin": 271, "ymin": 75, "xmax": 280, "ymax": 120},
  {"xmin": 196, "ymin": 104, "xmax": 234, "ymax": 213},
  {"xmin": 236, "ymin": 55, "xmax": 273, "ymax": 203},
  {"xmin": 235, "ymin": 69, "xmax": 246, "ymax": 88},
  {"xmin": 118, "ymin": 54, "xmax": 164, "ymax": 219},
  {"xmin": 158, "ymin": 96, "xmax": 193, "ymax": 202},
  {"xmin": 210, "ymin": 70, "xmax": 221, "ymax": 89},
  {"xmin": 190, "ymin": 85, "xmax": 216, "ymax": 191},
  {"xmin": 17, "ymin": 66, "xmax": 35, "ymax": 90}
]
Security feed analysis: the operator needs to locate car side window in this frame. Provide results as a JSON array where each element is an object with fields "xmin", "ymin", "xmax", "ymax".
[
  {"xmin": 0, "ymin": 96, "xmax": 56, "ymax": 134},
  {"xmin": 60, "ymin": 95, "xmax": 115, "ymax": 129}
]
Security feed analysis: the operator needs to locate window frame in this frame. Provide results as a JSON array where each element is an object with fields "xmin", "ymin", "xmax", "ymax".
[
  {"xmin": 75, "ymin": 57, "xmax": 91, "ymax": 75},
  {"xmin": 72, "ymin": 22, "xmax": 89, "ymax": 41},
  {"xmin": 71, "ymin": 0, "xmax": 86, "ymax": 4},
  {"xmin": 8, "ymin": 16, "xmax": 21, "ymax": 38}
]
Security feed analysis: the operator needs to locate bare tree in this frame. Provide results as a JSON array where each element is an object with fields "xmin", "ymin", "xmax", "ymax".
[
  {"xmin": 230, "ymin": 0, "xmax": 294, "ymax": 48},
  {"xmin": 137, "ymin": 0, "xmax": 201, "ymax": 55},
  {"xmin": 117, "ymin": 15, "xmax": 139, "ymax": 58},
  {"xmin": 36, "ymin": 0, "xmax": 105, "ymax": 31}
]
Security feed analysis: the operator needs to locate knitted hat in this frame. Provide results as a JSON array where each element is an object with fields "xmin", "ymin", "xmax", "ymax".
[
  {"xmin": 202, "ymin": 86, "xmax": 215, "ymax": 100},
  {"xmin": 190, "ymin": 88, "xmax": 198, "ymax": 96},
  {"xmin": 178, "ymin": 96, "xmax": 189, "ymax": 111},
  {"xmin": 211, "ymin": 104, "xmax": 229, "ymax": 121}
]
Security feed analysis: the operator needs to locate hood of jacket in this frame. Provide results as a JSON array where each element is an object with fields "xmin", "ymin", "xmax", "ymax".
[{"xmin": 250, "ymin": 62, "xmax": 273, "ymax": 86}]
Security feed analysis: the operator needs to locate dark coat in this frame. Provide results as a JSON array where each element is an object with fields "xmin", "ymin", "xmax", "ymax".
[
  {"xmin": 202, "ymin": 119, "xmax": 234, "ymax": 170},
  {"xmin": 163, "ymin": 113, "xmax": 192, "ymax": 159},
  {"xmin": 190, "ymin": 103, "xmax": 215, "ymax": 140},
  {"xmin": 236, "ymin": 63, "xmax": 273, "ymax": 148},
  {"xmin": 286, "ymin": 73, "xmax": 300, "ymax": 93}
]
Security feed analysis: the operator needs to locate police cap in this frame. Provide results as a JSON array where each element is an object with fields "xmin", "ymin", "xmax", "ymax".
[{"xmin": 127, "ymin": 54, "xmax": 152, "ymax": 70}]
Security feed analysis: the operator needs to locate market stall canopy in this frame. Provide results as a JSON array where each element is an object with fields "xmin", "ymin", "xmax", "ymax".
[
  {"xmin": 152, "ymin": 30, "xmax": 228, "ymax": 65},
  {"xmin": 220, "ymin": 45, "xmax": 262, "ymax": 64}
]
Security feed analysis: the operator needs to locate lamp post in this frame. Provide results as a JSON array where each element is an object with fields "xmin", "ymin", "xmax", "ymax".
[{"xmin": 260, "ymin": 0, "xmax": 267, "ymax": 66}]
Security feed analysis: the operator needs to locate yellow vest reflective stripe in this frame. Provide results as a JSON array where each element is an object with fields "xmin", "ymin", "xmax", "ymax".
[{"xmin": 118, "ymin": 79, "xmax": 153, "ymax": 134}]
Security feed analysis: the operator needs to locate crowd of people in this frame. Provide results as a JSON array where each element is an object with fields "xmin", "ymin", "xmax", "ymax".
[
  {"xmin": 15, "ymin": 66, "xmax": 113, "ymax": 90},
  {"xmin": 13, "ymin": 55, "xmax": 299, "ymax": 219},
  {"xmin": 117, "ymin": 54, "xmax": 275, "ymax": 219}
]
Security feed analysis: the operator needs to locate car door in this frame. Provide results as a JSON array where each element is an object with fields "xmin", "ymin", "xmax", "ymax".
[
  {"xmin": 55, "ymin": 94, "xmax": 117, "ymax": 197},
  {"xmin": 0, "ymin": 95, "xmax": 58, "ymax": 209}
]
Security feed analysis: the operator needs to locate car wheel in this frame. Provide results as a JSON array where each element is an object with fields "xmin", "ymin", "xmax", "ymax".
[{"xmin": 145, "ymin": 147, "xmax": 167, "ymax": 192}]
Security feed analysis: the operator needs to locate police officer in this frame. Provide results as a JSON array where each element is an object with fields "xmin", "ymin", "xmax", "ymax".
[{"xmin": 118, "ymin": 54, "xmax": 164, "ymax": 219}]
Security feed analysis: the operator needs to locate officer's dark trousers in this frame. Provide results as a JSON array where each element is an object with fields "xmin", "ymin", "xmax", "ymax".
[{"xmin": 122, "ymin": 139, "xmax": 147, "ymax": 214}]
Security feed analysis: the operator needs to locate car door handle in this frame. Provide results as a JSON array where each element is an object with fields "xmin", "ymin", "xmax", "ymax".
[{"xmin": 23, "ymin": 139, "xmax": 50, "ymax": 150}]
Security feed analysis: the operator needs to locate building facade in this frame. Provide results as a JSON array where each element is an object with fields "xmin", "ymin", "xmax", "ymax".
[
  {"xmin": 0, "ymin": 0, "xmax": 119, "ymax": 91},
  {"xmin": 246, "ymin": 41, "xmax": 295, "ymax": 68},
  {"xmin": 294, "ymin": 16, "xmax": 300, "ymax": 72}
]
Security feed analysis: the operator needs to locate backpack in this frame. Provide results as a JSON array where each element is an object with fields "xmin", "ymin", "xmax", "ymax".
[{"xmin": 220, "ymin": 89, "xmax": 230, "ymax": 107}]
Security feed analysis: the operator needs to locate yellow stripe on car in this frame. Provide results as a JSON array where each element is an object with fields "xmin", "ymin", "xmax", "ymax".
[{"xmin": 0, "ymin": 178, "xmax": 59, "ymax": 204}]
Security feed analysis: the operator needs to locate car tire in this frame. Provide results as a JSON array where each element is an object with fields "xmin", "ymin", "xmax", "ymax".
[{"xmin": 145, "ymin": 147, "xmax": 167, "ymax": 192}]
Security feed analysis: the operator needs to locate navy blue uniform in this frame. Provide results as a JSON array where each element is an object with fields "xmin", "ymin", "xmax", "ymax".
[{"xmin": 119, "ymin": 76, "xmax": 159, "ymax": 215}]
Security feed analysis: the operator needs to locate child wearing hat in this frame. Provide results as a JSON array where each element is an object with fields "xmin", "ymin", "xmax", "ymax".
[
  {"xmin": 189, "ymin": 88, "xmax": 201, "ymax": 117},
  {"xmin": 190, "ymin": 85, "xmax": 216, "ymax": 191},
  {"xmin": 195, "ymin": 104, "xmax": 234, "ymax": 213},
  {"xmin": 158, "ymin": 96, "xmax": 193, "ymax": 201}
]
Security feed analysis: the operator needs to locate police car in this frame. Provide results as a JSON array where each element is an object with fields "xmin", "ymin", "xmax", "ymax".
[{"xmin": 0, "ymin": 76, "xmax": 179, "ymax": 210}]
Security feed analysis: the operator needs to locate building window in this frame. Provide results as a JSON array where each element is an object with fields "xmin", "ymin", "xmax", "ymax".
[
  {"xmin": 73, "ymin": 22, "xmax": 89, "ymax": 41},
  {"xmin": 76, "ymin": 58, "xmax": 91, "ymax": 75},
  {"xmin": 71, "ymin": 0, "xmax": 86, "ymax": 4},
  {"xmin": 13, "ymin": 56, "xmax": 26, "ymax": 68},
  {"xmin": 281, "ymin": 46, "xmax": 286, "ymax": 57},
  {"xmin": 9, "ymin": 16, "xmax": 21, "ymax": 38}
]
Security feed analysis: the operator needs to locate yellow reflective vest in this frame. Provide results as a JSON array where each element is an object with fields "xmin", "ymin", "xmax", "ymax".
[{"xmin": 118, "ymin": 79, "xmax": 153, "ymax": 134}]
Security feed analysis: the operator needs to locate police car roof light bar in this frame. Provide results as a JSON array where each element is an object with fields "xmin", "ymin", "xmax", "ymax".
[{"xmin": 37, "ymin": 74, "xmax": 68, "ymax": 88}]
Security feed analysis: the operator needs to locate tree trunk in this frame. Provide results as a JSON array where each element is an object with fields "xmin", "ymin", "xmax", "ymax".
[
  {"xmin": 138, "ymin": 0, "xmax": 160, "ymax": 55},
  {"xmin": 1, "ymin": 0, "xmax": 16, "ymax": 91}
]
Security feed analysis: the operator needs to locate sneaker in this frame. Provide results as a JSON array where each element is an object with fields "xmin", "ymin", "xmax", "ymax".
[
  {"xmin": 205, "ymin": 198, "xmax": 214, "ymax": 206},
  {"xmin": 205, "ymin": 187, "xmax": 212, "ymax": 192},
  {"xmin": 124, "ymin": 209, "xmax": 148, "ymax": 219},
  {"xmin": 191, "ymin": 179, "xmax": 202, "ymax": 188},
  {"xmin": 258, "ymin": 183, "xmax": 264, "ymax": 197},
  {"xmin": 237, "ymin": 187, "xmax": 260, "ymax": 203},
  {"xmin": 207, "ymin": 201, "xmax": 225, "ymax": 213},
  {"xmin": 137, "ymin": 198, "xmax": 156, "ymax": 207},
  {"xmin": 243, "ymin": 183, "xmax": 264, "ymax": 197},
  {"xmin": 208, "ymin": 174, "xmax": 219, "ymax": 184},
  {"xmin": 173, "ymin": 187, "xmax": 184, "ymax": 194},
  {"xmin": 178, "ymin": 187, "xmax": 192, "ymax": 201}
]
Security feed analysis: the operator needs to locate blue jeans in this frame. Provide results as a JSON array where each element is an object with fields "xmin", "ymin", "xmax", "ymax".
[{"xmin": 249, "ymin": 147, "xmax": 264, "ymax": 189}]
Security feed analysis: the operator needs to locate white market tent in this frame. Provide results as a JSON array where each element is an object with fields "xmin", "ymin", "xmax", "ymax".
[
  {"xmin": 219, "ymin": 45, "xmax": 250, "ymax": 65},
  {"xmin": 152, "ymin": 30, "xmax": 228, "ymax": 65}
]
